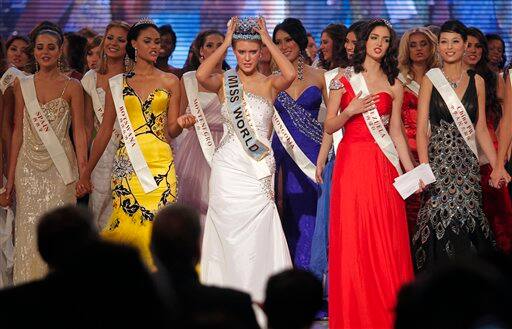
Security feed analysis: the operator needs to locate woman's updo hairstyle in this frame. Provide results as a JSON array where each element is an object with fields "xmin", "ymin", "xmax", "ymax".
[{"xmin": 126, "ymin": 19, "xmax": 159, "ymax": 61}]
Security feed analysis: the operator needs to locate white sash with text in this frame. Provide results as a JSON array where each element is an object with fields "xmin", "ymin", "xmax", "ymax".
[
  {"xmin": 272, "ymin": 111, "xmax": 316, "ymax": 181},
  {"xmin": 398, "ymin": 72, "xmax": 420, "ymax": 96},
  {"xmin": 1, "ymin": 67, "xmax": 25, "ymax": 94},
  {"xmin": 426, "ymin": 68, "xmax": 478, "ymax": 158},
  {"xmin": 183, "ymin": 71, "xmax": 216, "ymax": 166},
  {"xmin": 109, "ymin": 74, "xmax": 158, "ymax": 193},
  {"xmin": 350, "ymin": 72, "xmax": 403, "ymax": 174},
  {"xmin": 20, "ymin": 75, "xmax": 75, "ymax": 185}
]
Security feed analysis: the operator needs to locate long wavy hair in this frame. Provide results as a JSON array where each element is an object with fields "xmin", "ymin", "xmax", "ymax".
[
  {"xmin": 319, "ymin": 23, "xmax": 347, "ymax": 70},
  {"xmin": 352, "ymin": 19, "xmax": 399, "ymax": 85},
  {"xmin": 64, "ymin": 32, "xmax": 87, "ymax": 74},
  {"xmin": 5, "ymin": 35, "xmax": 30, "ymax": 71},
  {"xmin": 97, "ymin": 20, "xmax": 131, "ymax": 74},
  {"xmin": 398, "ymin": 27, "xmax": 440, "ymax": 83},
  {"xmin": 468, "ymin": 27, "xmax": 502, "ymax": 125},
  {"xmin": 338, "ymin": 20, "xmax": 367, "ymax": 69},
  {"xmin": 182, "ymin": 29, "xmax": 230, "ymax": 73}
]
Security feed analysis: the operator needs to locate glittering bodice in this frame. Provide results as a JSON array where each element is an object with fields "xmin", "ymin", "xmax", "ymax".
[
  {"xmin": 221, "ymin": 92, "xmax": 274, "ymax": 141},
  {"xmin": 274, "ymin": 86, "xmax": 323, "ymax": 145},
  {"xmin": 21, "ymin": 97, "xmax": 75, "ymax": 171}
]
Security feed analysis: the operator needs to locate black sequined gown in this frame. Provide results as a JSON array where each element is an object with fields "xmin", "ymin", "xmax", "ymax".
[{"xmin": 412, "ymin": 70, "xmax": 495, "ymax": 273}]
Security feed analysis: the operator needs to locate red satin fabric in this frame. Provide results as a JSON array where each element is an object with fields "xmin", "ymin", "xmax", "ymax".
[
  {"xmin": 329, "ymin": 77, "xmax": 414, "ymax": 329},
  {"xmin": 480, "ymin": 119, "xmax": 512, "ymax": 253},
  {"xmin": 401, "ymin": 90, "xmax": 421, "ymax": 235}
]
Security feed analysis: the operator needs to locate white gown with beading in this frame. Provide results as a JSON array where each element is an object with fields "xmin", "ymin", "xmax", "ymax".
[{"xmin": 200, "ymin": 92, "xmax": 292, "ymax": 303}]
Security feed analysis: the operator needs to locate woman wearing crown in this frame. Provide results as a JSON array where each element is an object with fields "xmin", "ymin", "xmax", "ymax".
[
  {"xmin": 196, "ymin": 16, "xmax": 295, "ymax": 302},
  {"xmin": 76, "ymin": 18, "xmax": 195, "ymax": 267},
  {"xmin": 325, "ymin": 19, "xmax": 415, "ymax": 328}
]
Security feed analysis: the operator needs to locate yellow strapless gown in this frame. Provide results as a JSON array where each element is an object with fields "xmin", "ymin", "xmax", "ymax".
[{"xmin": 102, "ymin": 79, "xmax": 177, "ymax": 266}]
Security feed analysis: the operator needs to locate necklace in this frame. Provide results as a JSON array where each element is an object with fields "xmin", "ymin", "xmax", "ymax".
[{"xmin": 442, "ymin": 68, "xmax": 463, "ymax": 89}]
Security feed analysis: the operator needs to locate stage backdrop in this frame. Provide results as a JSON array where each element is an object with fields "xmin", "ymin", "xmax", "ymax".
[{"xmin": 1, "ymin": 0, "xmax": 511, "ymax": 68}]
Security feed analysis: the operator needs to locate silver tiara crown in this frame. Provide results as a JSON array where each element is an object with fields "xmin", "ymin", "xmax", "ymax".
[
  {"xmin": 370, "ymin": 18, "xmax": 393, "ymax": 29},
  {"xmin": 233, "ymin": 17, "xmax": 262, "ymax": 40},
  {"xmin": 134, "ymin": 17, "xmax": 155, "ymax": 27}
]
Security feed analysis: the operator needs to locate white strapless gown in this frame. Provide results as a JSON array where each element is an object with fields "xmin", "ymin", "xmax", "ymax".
[{"xmin": 200, "ymin": 92, "xmax": 292, "ymax": 303}]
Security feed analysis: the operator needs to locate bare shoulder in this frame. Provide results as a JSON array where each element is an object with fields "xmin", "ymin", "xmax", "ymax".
[
  {"xmin": 473, "ymin": 73, "xmax": 485, "ymax": 87},
  {"xmin": 307, "ymin": 65, "xmax": 326, "ymax": 77},
  {"xmin": 68, "ymin": 77, "xmax": 82, "ymax": 89},
  {"xmin": 159, "ymin": 70, "xmax": 180, "ymax": 90}
]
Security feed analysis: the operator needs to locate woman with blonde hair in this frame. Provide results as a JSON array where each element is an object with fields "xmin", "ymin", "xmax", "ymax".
[
  {"xmin": 81, "ymin": 20, "xmax": 131, "ymax": 230},
  {"xmin": 397, "ymin": 26, "xmax": 440, "ymax": 233}
]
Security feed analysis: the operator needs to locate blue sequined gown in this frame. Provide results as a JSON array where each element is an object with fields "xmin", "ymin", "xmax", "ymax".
[{"xmin": 272, "ymin": 86, "xmax": 323, "ymax": 269}]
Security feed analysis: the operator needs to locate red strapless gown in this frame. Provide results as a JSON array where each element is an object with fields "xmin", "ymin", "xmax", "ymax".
[
  {"xmin": 401, "ymin": 90, "xmax": 421, "ymax": 235},
  {"xmin": 329, "ymin": 77, "xmax": 414, "ymax": 329}
]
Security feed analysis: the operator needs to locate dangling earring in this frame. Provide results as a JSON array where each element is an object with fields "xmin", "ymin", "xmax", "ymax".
[
  {"xmin": 102, "ymin": 52, "xmax": 108, "ymax": 65},
  {"xmin": 297, "ymin": 53, "xmax": 305, "ymax": 81},
  {"xmin": 124, "ymin": 54, "xmax": 131, "ymax": 72},
  {"xmin": 134, "ymin": 48, "xmax": 138, "ymax": 63},
  {"xmin": 57, "ymin": 57, "xmax": 63, "ymax": 72},
  {"xmin": 35, "ymin": 61, "xmax": 39, "ymax": 73}
]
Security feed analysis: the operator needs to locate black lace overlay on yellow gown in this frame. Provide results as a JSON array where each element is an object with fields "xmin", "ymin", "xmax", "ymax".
[{"xmin": 102, "ymin": 78, "xmax": 177, "ymax": 266}]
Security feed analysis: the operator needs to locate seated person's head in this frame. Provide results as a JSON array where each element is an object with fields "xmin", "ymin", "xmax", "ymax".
[
  {"xmin": 264, "ymin": 269, "xmax": 323, "ymax": 329},
  {"xmin": 395, "ymin": 257, "xmax": 512, "ymax": 329},
  {"xmin": 151, "ymin": 204, "xmax": 201, "ymax": 271},
  {"xmin": 37, "ymin": 205, "xmax": 97, "ymax": 270}
]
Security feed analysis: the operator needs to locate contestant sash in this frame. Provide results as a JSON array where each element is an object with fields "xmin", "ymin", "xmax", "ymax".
[
  {"xmin": 324, "ymin": 68, "xmax": 343, "ymax": 154},
  {"xmin": 81, "ymin": 70, "xmax": 104, "ymax": 123},
  {"xmin": 109, "ymin": 74, "xmax": 157, "ymax": 193},
  {"xmin": 272, "ymin": 110, "xmax": 316, "ymax": 181},
  {"xmin": 183, "ymin": 71, "xmax": 216, "ymax": 166},
  {"xmin": 398, "ymin": 72, "xmax": 420, "ymax": 96},
  {"xmin": 426, "ymin": 68, "xmax": 478, "ymax": 158},
  {"xmin": 223, "ymin": 69, "xmax": 271, "ymax": 179},
  {"xmin": 349, "ymin": 72, "xmax": 403, "ymax": 174},
  {"xmin": 19, "ymin": 75, "xmax": 75, "ymax": 185},
  {"xmin": 0, "ymin": 67, "xmax": 24, "ymax": 94}
]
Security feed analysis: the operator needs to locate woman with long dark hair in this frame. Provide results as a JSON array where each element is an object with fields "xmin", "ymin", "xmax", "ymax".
[
  {"xmin": 463, "ymin": 27, "xmax": 512, "ymax": 253},
  {"xmin": 174, "ymin": 29, "xmax": 226, "ymax": 225},
  {"xmin": 1, "ymin": 36, "xmax": 30, "ymax": 174},
  {"xmin": 76, "ymin": 18, "xmax": 195, "ymax": 266},
  {"xmin": 271, "ymin": 18, "xmax": 327, "ymax": 270},
  {"xmin": 318, "ymin": 23, "xmax": 347, "ymax": 70},
  {"xmin": 325, "ymin": 19, "xmax": 415, "ymax": 328},
  {"xmin": 413, "ymin": 20, "xmax": 497, "ymax": 273}
]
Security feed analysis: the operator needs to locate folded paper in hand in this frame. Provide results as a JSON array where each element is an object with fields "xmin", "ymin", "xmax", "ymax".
[{"xmin": 393, "ymin": 163, "xmax": 436, "ymax": 200}]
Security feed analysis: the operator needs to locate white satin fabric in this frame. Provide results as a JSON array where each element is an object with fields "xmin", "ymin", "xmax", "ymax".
[
  {"xmin": 87, "ymin": 86, "xmax": 118, "ymax": 230},
  {"xmin": 200, "ymin": 93, "xmax": 292, "ymax": 303}
]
